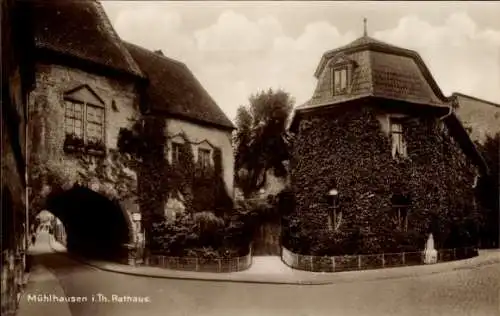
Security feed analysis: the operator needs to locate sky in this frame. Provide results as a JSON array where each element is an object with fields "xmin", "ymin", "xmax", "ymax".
[{"xmin": 102, "ymin": 1, "xmax": 500, "ymax": 122}]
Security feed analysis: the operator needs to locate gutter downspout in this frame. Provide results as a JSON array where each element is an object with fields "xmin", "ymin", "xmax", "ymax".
[
  {"xmin": 438, "ymin": 104, "xmax": 453, "ymax": 219},
  {"xmin": 438, "ymin": 105, "xmax": 453, "ymax": 121}
]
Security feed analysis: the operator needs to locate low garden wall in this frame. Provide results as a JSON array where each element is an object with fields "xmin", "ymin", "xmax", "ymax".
[
  {"xmin": 141, "ymin": 251, "xmax": 252, "ymax": 273},
  {"xmin": 281, "ymin": 246, "xmax": 478, "ymax": 273}
]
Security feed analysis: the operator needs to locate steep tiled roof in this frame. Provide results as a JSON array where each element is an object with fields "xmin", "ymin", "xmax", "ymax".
[
  {"xmin": 29, "ymin": 0, "xmax": 143, "ymax": 78},
  {"xmin": 124, "ymin": 42, "xmax": 235, "ymax": 130},
  {"xmin": 300, "ymin": 35, "xmax": 449, "ymax": 111}
]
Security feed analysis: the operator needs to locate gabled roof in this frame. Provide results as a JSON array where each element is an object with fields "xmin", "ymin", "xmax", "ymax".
[
  {"xmin": 28, "ymin": 0, "xmax": 143, "ymax": 78},
  {"xmin": 299, "ymin": 35, "xmax": 450, "ymax": 112},
  {"xmin": 442, "ymin": 112, "xmax": 489, "ymax": 176},
  {"xmin": 451, "ymin": 92, "xmax": 500, "ymax": 109},
  {"xmin": 124, "ymin": 42, "xmax": 235, "ymax": 130}
]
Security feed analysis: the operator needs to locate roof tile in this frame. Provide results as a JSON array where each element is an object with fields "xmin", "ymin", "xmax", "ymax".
[
  {"xmin": 124, "ymin": 42, "xmax": 235, "ymax": 130},
  {"xmin": 299, "ymin": 36, "xmax": 449, "ymax": 111},
  {"xmin": 30, "ymin": 0, "xmax": 143, "ymax": 77}
]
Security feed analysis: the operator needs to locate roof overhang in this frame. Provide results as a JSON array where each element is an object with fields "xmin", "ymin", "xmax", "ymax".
[
  {"xmin": 289, "ymin": 97, "xmax": 489, "ymax": 176},
  {"xmin": 35, "ymin": 45, "xmax": 147, "ymax": 82},
  {"xmin": 146, "ymin": 108, "xmax": 236, "ymax": 132},
  {"xmin": 442, "ymin": 113, "xmax": 490, "ymax": 176},
  {"xmin": 289, "ymin": 95, "xmax": 449, "ymax": 133}
]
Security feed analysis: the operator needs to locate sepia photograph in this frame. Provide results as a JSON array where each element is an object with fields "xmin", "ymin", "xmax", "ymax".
[{"xmin": 1, "ymin": 0, "xmax": 499, "ymax": 315}]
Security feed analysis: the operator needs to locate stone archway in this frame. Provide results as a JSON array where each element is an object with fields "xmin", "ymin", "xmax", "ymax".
[{"xmin": 44, "ymin": 184, "xmax": 134, "ymax": 261}]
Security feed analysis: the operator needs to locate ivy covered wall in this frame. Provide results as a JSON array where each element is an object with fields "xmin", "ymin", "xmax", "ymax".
[
  {"xmin": 118, "ymin": 116, "xmax": 234, "ymax": 253},
  {"xmin": 286, "ymin": 104, "xmax": 480, "ymax": 256}
]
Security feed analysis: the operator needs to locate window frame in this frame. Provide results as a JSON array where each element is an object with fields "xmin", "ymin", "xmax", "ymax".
[
  {"xmin": 197, "ymin": 147, "xmax": 212, "ymax": 169},
  {"xmin": 171, "ymin": 142, "xmax": 183, "ymax": 165},
  {"xmin": 391, "ymin": 194, "xmax": 410, "ymax": 231},
  {"xmin": 85, "ymin": 103, "xmax": 105, "ymax": 144},
  {"xmin": 64, "ymin": 98, "xmax": 105, "ymax": 145},
  {"xmin": 332, "ymin": 66, "xmax": 349, "ymax": 95},
  {"xmin": 64, "ymin": 100, "xmax": 84, "ymax": 139},
  {"xmin": 389, "ymin": 117, "xmax": 407, "ymax": 158}
]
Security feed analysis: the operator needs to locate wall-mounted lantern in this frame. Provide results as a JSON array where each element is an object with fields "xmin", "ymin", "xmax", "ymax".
[{"xmin": 326, "ymin": 188, "xmax": 339, "ymax": 207}]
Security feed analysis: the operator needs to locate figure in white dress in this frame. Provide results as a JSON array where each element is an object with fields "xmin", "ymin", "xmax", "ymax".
[{"xmin": 424, "ymin": 233, "xmax": 438, "ymax": 264}]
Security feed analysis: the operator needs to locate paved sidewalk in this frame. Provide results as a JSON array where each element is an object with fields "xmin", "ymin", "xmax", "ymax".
[
  {"xmin": 17, "ymin": 240, "xmax": 72, "ymax": 316},
  {"xmin": 48, "ymin": 236, "xmax": 500, "ymax": 285}
]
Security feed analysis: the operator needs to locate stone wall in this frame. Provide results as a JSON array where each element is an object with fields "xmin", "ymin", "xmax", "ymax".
[
  {"xmin": 1, "ymin": 0, "xmax": 30, "ymax": 313},
  {"xmin": 1, "ymin": 112, "xmax": 27, "ymax": 316},
  {"xmin": 28, "ymin": 62, "xmax": 141, "ymax": 237}
]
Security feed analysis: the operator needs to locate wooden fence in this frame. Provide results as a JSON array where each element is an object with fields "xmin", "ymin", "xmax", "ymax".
[{"xmin": 281, "ymin": 246, "xmax": 478, "ymax": 273}]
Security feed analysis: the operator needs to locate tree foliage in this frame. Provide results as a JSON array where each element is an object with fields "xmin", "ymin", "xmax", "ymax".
[{"xmin": 234, "ymin": 88, "xmax": 295, "ymax": 198}]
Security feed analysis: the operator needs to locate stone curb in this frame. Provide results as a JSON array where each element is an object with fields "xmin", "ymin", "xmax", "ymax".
[{"xmin": 48, "ymin": 238, "xmax": 500, "ymax": 285}]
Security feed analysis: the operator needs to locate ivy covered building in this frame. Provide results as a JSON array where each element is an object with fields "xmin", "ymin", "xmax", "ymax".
[
  {"xmin": 24, "ymin": 0, "xmax": 234, "ymax": 261},
  {"xmin": 285, "ymin": 33, "xmax": 490, "ymax": 258}
]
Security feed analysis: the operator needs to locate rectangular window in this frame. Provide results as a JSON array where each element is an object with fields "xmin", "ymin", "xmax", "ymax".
[
  {"xmin": 171, "ymin": 142, "xmax": 183, "ymax": 164},
  {"xmin": 86, "ymin": 105, "xmax": 104, "ymax": 143},
  {"xmin": 392, "ymin": 194, "xmax": 410, "ymax": 231},
  {"xmin": 64, "ymin": 100, "xmax": 104, "ymax": 143},
  {"xmin": 390, "ymin": 119, "xmax": 407, "ymax": 158},
  {"xmin": 198, "ymin": 148, "xmax": 211, "ymax": 169},
  {"xmin": 64, "ymin": 101, "xmax": 84, "ymax": 138},
  {"xmin": 333, "ymin": 68, "xmax": 348, "ymax": 95}
]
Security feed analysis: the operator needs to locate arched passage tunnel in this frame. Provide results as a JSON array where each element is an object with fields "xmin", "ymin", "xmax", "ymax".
[{"xmin": 45, "ymin": 185, "xmax": 132, "ymax": 261}]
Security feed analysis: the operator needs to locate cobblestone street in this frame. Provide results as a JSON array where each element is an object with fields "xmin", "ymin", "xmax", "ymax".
[{"xmin": 18, "ymin": 232, "xmax": 500, "ymax": 316}]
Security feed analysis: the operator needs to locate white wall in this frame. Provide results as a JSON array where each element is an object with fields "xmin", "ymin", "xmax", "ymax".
[{"xmin": 165, "ymin": 118, "xmax": 234, "ymax": 197}]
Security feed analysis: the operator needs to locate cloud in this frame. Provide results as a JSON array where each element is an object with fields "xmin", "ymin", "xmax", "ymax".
[
  {"xmin": 190, "ymin": 12, "xmax": 358, "ymax": 118},
  {"xmin": 113, "ymin": 8, "xmax": 198, "ymax": 62},
  {"xmin": 374, "ymin": 12, "xmax": 500, "ymax": 103},
  {"xmin": 194, "ymin": 11, "xmax": 283, "ymax": 52},
  {"xmin": 108, "ymin": 7, "xmax": 500, "ymax": 122}
]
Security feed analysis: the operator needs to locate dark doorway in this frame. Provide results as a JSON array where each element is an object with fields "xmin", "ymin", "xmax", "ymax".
[{"xmin": 46, "ymin": 185, "xmax": 130, "ymax": 261}]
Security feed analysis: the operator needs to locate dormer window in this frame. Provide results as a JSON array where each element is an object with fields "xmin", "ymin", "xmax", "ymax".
[{"xmin": 333, "ymin": 67, "xmax": 348, "ymax": 95}]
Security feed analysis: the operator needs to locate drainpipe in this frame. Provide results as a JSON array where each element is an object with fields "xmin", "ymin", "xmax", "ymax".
[
  {"xmin": 437, "ymin": 103, "xmax": 453, "ymax": 224},
  {"xmin": 438, "ymin": 105, "xmax": 453, "ymax": 121},
  {"xmin": 24, "ymin": 93, "xmax": 31, "ymax": 286}
]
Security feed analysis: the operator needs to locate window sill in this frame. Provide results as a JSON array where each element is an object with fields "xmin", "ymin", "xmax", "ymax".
[
  {"xmin": 63, "ymin": 144, "xmax": 106, "ymax": 157},
  {"xmin": 333, "ymin": 89, "xmax": 348, "ymax": 96},
  {"xmin": 63, "ymin": 144, "xmax": 85, "ymax": 154}
]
